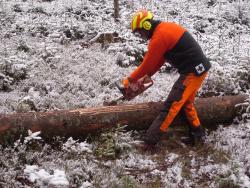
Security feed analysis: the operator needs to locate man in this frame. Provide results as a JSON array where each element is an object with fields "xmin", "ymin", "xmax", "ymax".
[{"xmin": 122, "ymin": 10, "xmax": 211, "ymax": 146}]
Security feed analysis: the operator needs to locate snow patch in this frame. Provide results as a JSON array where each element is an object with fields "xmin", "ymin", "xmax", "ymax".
[
  {"xmin": 62, "ymin": 137, "xmax": 92, "ymax": 153},
  {"xmin": 24, "ymin": 165, "xmax": 69, "ymax": 186},
  {"xmin": 24, "ymin": 130, "xmax": 42, "ymax": 144}
]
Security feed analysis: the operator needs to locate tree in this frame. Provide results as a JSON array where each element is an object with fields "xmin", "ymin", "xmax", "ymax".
[
  {"xmin": 0, "ymin": 95, "xmax": 247, "ymax": 144},
  {"xmin": 114, "ymin": 0, "xmax": 119, "ymax": 21}
]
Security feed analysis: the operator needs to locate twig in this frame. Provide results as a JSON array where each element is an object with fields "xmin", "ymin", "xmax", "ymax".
[{"xmin": 124, "ymin": 163, "xmax": 170, "ymax": 176}]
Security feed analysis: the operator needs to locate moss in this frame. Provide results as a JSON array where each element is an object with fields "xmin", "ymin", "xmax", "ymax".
[
  {"xmin": 0, "ymin": 126, "xmax": 28, "ymax": 147},
  {"xmin": 143, "ymin": 177, "xmax": 162, "ymax": 188},
  {"xmin": 181, "ymin": 156, "xmax": 192, "ymax": 179},
  {"xmin": 120, "ymin": 176, "xmax": 138, "ymax": 188},
  {"xmin": 218, "ymin": 179, "xmax": 240, "ymax": 188},
  {"xmin": 94, "ymin": 130, "xmax": 118, "ymax": 160},
  {"xmin": 210, "ymin": 149, "xmax": 230, "ymax": 164}
]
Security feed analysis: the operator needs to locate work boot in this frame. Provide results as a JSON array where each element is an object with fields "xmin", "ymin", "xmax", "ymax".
[
  {"xmin": 140, "ymin": 143, "xmax": 160, "ymax": 154},
  {"xmin": 182, "ymin": 125, "xmax": 205, "ymax": 146},
  {"xmin": 140, "ymin": 133, "xmax": 162, "ymax": 154}
]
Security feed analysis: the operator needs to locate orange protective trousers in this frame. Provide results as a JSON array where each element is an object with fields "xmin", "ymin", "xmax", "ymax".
[
  {"xmin": 144, "ymin": 72, "xmax": 207, "ymax": 145},
  {"xmin": 160, "ymin": 72, "xmax": 208, "ymax": 131}
]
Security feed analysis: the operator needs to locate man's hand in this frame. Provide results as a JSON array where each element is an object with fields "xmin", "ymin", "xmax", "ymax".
[
  {"xmin": 115, "ymin": 78, "xmax": 130, "ymax": 96},
  {"xmin": 115, "ymin": 75, "xmax": 153, "ymax": 101},
  {"xmin": 115, "ymin": 77, "xmax": 131, "ymax": 95},
  {"xmin": 122, "ymin": 78, "xmax": 130, "ymax": 88}
]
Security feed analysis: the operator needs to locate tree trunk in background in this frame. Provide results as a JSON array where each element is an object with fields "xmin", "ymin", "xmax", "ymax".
[
  {"xmin": 114, "ymin": 0, "xmax": 119, "ymax": 21},
  {"xmin": 0, "ymin": 95, "xmax": 248, "ymax": 144}
]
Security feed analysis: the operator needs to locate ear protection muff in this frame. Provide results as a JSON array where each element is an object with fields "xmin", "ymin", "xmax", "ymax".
[{"xmin": 142, "ymin": 20, "xmax": 152, "ymax": 30}]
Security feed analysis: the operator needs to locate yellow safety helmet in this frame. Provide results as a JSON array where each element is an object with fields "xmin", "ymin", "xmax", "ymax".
[{"xmin": 131, "ymin": 10, "xmax": 154, "ymax": 32}]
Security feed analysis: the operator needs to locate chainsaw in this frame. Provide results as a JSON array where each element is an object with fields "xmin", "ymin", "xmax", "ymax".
[{"xmin": 115, "ymin": 75, "xmax": 153, "ymax": 101}]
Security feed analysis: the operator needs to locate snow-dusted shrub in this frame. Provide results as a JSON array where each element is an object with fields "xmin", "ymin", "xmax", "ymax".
[
  {"xmin": 0, "ymin": 73, "xmax": 14, "ymax": 91},
  {"xmin": 99, "ymin": 78, "xmax": 110, "ymax": 87},
  {"xmin": 159, "ymin": 64, "xmax": 177, "ymax": 74},
  {"xmin": 234, "ymin": 97, "xmax": 250, "ymax": 123},
  {"xmin": 116, "ymin": 52, "xmax": 130, "ymax": 68},
  {"xmin": 207, "ymin": 0, "xmax": 217, "ymax": 7},
  {"xmin": 12, "ymin": 4, "xmax": 22, "ymax": 13},
  {"xmin": 201, "ymin": 75, "xmax": 235, "ymax": 97},
  {"xmin": 61, "ymin": 25, "xmax": 85, "ymax": 40},
  {"xmin": 16, "ymin": 40, "xmax": 30, "ymax": 52},
  {"xmin": 116, "ymin": 45, "xmax": 145, "ymax": 68},
  {"xmin": 28, "ymin": 6, "xmax": 47, "ymax": 15},
  {"xmin": 62, "ymin": 137, "xmax": 92, "ymax": 154},
  {"xmin": 0, "ymin": 12, "xmax": 15, "ymax": 28},
  {"xmin": 94, "ymin": 131, "xmax": 118, "ymax": 160},
  {"xmin": 221, "ymin": 1, "xmax": 249, "ymax": 26},
  {"xmin": 7, "ymin": 63, "xmax": 27, "ymax": 81},
  {"xmin": 168, "ymin": 9, "xmax": 179, "ymax": 17},
  {"xmin": 119, "ymin": 176, "xmax": 138, "ymax": 188},
  {"xmin": 217, "ymin": 178, "xmax": 240, "ymax": 188},
  {"xmin": 246, "ymin": 167, "xmax": 250, "ymax": 179},
  {"xmin": 12, "ymin": 25, "xmax": 25, "ymax": 35},
  {"xmin": 94, "ymin": 126, "xmax": 133, "ymax": 160},
  {"xmin": 90, "ymin": 32, "xmax": 125, "ymax": 45},
  {"xmin": 125, "ymin": 47, "xmax": 145, "ymax": 67},
  {"xmin": 40, "ymin": 49, "xmax": 55, "ymax": 63},
  {"xmin": 65, "ymin": 5, "xmax": 98, "ymax": 22},
  {"xmin": 193, "ymin": 19, "xmax": 209, "ymax": 33},
  {"xmin": 236, "ymin": 68, "xmax": 250, "ymax": 93},
  {"xmin": 29, "ymin": 25, "xmax": 49, "ymax": 37},
  {"xmin": 16, "ymin": 96, "xmax": 37, "ymax": 113},
  {"xmin": 0, "ymin": 57, "xmax": 27, "ymax": 91},
  {"xmin": 199, "ymin": 61, "xmax": 250, "ymax": 97}
]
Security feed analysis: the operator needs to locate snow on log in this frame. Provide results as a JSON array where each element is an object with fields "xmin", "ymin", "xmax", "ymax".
[{"xmin": 0, "ymin": 95, "xmax": 248, "ymax": 143}]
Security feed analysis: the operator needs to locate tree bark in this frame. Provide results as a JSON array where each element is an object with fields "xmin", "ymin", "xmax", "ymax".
[{"xmin": 0, "ymin": 95, "xmax": 248, "ymax": 144}]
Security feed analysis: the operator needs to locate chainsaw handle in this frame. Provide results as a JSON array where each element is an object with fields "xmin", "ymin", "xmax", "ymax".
[{"xmin": 115, "ymin": 81, "xmax": 125, "ymax": 95}]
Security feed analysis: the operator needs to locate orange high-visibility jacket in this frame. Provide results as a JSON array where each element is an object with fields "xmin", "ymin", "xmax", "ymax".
[{"xmin": 129, "ymin": 22, "xmax": 211, "ymax": 81}]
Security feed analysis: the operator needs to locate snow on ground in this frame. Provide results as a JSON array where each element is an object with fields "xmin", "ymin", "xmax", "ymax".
[
  {"xmin": 24, "ymin": 165, "xmax": 69, "ymax": 187},
  {"xmin": 0, "ymin": 0, "xmax": 250, "ymax": 187},
  {"xmin": 206, "ymin": 122, "xmax": 250, "ymax": 187}
]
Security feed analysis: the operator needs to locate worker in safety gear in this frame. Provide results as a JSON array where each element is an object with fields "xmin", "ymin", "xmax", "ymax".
[{"xmin": 123, "ymin": 10, "xmax": 211, "ymax": 146}]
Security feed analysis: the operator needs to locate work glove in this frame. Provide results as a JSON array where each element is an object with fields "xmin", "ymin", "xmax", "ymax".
[
  {"xmin": 122, "ymin": 78, "xmax": 130, "ymax": 88},
  {"xmin": 115, "ymin": 77, "xmax": 131, "ymax": 96}
]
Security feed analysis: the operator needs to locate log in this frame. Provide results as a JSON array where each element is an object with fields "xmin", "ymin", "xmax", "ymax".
[{"xmin": 0, "ymin": 95, "xmax": 248, "ymax": 144}]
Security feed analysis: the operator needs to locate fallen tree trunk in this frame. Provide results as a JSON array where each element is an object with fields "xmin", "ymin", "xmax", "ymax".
[{"xmin": 0, "ymin": 95, "xmax": 248, "ymax": 144}]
